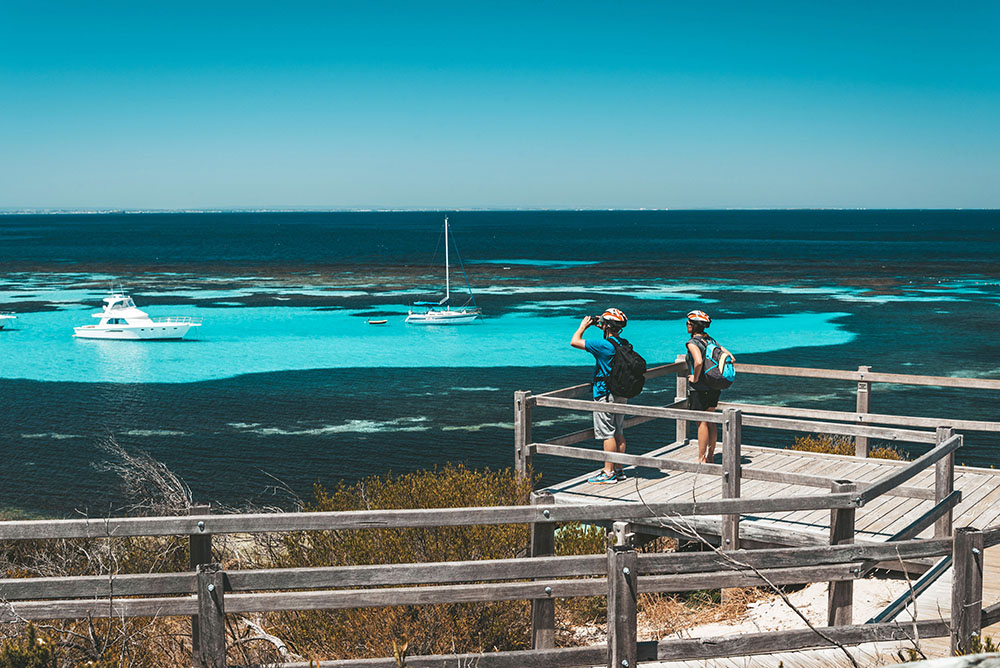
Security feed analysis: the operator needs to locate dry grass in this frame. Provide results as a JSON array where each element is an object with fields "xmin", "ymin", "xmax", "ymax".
[
  {"xmin": 791, "ymin": 434, "xmax": 908, "ymax": 461},
  {"xmin": 638, "ymin": 588, "xmax": 770, "ymax": 639}
]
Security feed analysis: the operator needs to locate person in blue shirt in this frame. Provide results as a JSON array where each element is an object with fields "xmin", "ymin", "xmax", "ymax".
[{"xmin": 571, "ymin": 308, "xmax": 629, "ymax": 484}]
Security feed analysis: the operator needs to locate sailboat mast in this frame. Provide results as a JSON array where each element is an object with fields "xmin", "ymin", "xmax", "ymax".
[{"xmin": 444, "ymin": 216, "xmax": 450, "ymax": 308}]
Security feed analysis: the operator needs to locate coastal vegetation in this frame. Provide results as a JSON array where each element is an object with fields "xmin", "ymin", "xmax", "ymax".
[
  {"xmin": 0, "ymin": 447, "xmax": 799, "ymax": 665},
  {"xmin": 791, "ymin": 434, "xmax": 907, "ymax": 461}
]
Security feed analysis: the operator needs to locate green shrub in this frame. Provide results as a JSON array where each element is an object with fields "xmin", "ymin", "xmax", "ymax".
[
  {"xmin": 265, "ymin": 465, "xmax": 534, "ymax": 661},
  {"xmin": 791, "ymin": 434, "xmax": 908, "ymax": 461},
  {"xmin": 0, "ymin": 626, "xmax": 57, "ymax": 668}
]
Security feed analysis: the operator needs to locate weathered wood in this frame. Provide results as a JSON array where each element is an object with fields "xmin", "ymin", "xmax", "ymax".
[
  {"xmin": 278, "ymin": 644, "xmax": 609, "ymax": 668},
  {"xmin": 855, "ymin": 365, "xmax": 872, "ymax": 457},
  {"xmin": 607, "ymin": 546, "xmax": 637, "ymax": 668},
  {"xmin": 0, "ymin": 572, "xmax": 196, "ymax": 600},
  {"xmin": 722, "ymin": 408, "xmax": 742, "ymax": 552},
  {"xmin": 535, "ymin": 362, "xmax": 686, "ymax": 400},
  {"xmin": 0, "ymin": 578, "xmax": 610, "ymax": 621},
  {"xmin": 951, "ymin": 527, "xmax": 984, "ymax": 655},
  {"xmin": 719, "ymin": 401, "xmax": 1000, "ymax": 434},
  {"xmin": 0, "ymin": 494, "xmax": 860, "ymax": 541},
  {"xmin": 734, "ymin": 362, "xmax": 1000, "ymax": 390},
  {"xmin": 739, "ymin": 465, "xmax": 935, "ymax": 500},
  {"xmin": 546, "ymin": 409, "xmax": 681, "ymax": 447},
  {"xmin": 533, "ymin": 395, "xmax": 725, "ymax": 423},
  {"xmin": 675, "ymin": 354, "xmax": 689, "ymax": 443},
  {"xmin": 0, "ymin": 553, "xmax": 610, "ymax": 601},
  {"xmin": 935, "ymin": 427, "xmax": 956, "ymax": 538},
  {"xmin": 885, "ymin": 490, "xmax": 961, "ymax": 544},
  {"xmin": 867, "ymin": 555, "xmax": 952, "ymax": 624},
  {"xmin": 860, "ymin": 434, "xmax": 963, "ymax": 504},
  {"xmin": 533, "ymin": 442, "xmax": 723, "ymax": 476},
  {"xmin": 740, "ymin": 414, "xmax": 936, "ymax": 443},
  {"xmin": 514, "ymin": 390, "xmax": 533, "ymax": 479},
  {"xmin": 220, "ymin": 578, "xmax": 608, "ymax": 613},
  {"xmin": 984, "ymin": 524, "xmax": 1000, "ymax": 549},
  {"xmin": 637, "ymin": 537, "xmax": 951, "ymax": 575},
  {"xmin": 529, "ymin": 492, "xmax": 555, "ymax": 651},
  {"xmin": 196, "ymin": 564, "xmax": 226, "ymax": 668},
  {"xmin": 983, "ymin": 600, "xmax": 1000, "ymax": 628},
  {"xmin": 189, "ymin": 504, "xmax": 212, "ymax": 664},
  {"xmin": 0, "ymin": 595, "xmax": 198, "ymax": 622},
  {"xmin": 655, "ymin": 618, "xmax": 951, "ymax": 660},
  {"xmin": 640, "ymin": 563, "xmax": 862, "ymax": 593},
  {"xmin": 828, "ymin": 481, "xmax": 856, "ymax": 627}
]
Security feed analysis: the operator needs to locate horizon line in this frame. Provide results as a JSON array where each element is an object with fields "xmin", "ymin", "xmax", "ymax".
[{"xmin": 1, "ymin": 206, "xmax": 997, "ymax": 215}]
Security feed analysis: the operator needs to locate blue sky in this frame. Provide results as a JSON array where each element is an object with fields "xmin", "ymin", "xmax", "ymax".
[{"xmin": 2, "ymin": 1, "xmax": 998, "ymax": 210}]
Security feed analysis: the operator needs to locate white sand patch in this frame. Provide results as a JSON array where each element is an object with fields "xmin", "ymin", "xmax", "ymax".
[{"xmin": 663, "ymin": 578, "xmax": 908, "ymax": 639}]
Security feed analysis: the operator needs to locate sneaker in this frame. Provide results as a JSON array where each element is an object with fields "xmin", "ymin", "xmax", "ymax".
[
  {"xmin": 588, "ymin": 470, "xmax": 617, "ymax": 484},
  {"xmin": 615, "ymin": 469, "xmax": 627, "ymax": 481}
]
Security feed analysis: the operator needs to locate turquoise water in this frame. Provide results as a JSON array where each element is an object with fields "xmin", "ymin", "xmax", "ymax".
[
  {"xmin": 3, "ymin": 210, "xmax": 999, "ymax": 514},
  {"xmin": 2, "ymin": 304, "xmax": 852, "ymax": 383}
]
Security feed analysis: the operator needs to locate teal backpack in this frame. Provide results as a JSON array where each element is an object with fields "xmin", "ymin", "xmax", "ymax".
[{"xmin": 692, "ymin": 336, "xmax": 736, "ymax": 390}]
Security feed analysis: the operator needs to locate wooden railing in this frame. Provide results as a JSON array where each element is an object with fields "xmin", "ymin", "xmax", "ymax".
[{"xmin": 2, "ymin": 499, "xmax": 995, "ymax": 667}]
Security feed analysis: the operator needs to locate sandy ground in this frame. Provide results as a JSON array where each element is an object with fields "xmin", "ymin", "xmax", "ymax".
[
  {"xmin": 568, "ymin": 577, "xmax": 912, "ymax": 645},
  {"xmin": 673, "ymin": 578, "xmax": 910, "ymax": 639}
]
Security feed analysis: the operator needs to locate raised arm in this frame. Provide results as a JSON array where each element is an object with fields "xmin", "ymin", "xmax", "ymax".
[{"xmin": 571, "ymin": 316, "xmax": 592, "ymax": 350}]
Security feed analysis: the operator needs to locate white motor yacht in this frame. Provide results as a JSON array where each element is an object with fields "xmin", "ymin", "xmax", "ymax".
[
  {"xmin": 74, "ymin": 293, "xmax": 202, "ymax": 340},
  {"xmin": 0, "ymin": 312, "xmax": 16, "ymax": 330}
]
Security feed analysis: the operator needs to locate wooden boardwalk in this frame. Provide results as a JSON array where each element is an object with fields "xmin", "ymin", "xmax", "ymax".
[{"xmin": 544, "ymin": 440, "xmax": 1000, "ymax": 548}]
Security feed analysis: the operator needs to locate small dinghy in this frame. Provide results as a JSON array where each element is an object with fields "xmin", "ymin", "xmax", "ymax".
[{"xmin": 367, "ymin": 319, "xmax": 388, "ymax": 325}]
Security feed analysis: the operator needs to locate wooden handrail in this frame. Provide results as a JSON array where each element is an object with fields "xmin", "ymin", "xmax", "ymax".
[
  {"xmin": 859, "ymin": 434, "xmax": 963, "ymax": 504},
  {"xmin": 0, "ymin": 493, "xmax": 861, "ymax": 542},
  {"xmin": 720, "ymin": 400, "xmax": 1000, "ymax": 434},
  {"xmin": 735, "ymin": 363, "xmax": 1000, "ymax": 390},
  {"xmin": 532, "ymin": 442, "xmax": 935, "ymax": 500}
]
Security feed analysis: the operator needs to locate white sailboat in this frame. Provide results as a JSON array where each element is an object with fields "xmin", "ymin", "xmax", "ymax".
[
  {"xmin": 406, "ymin": 217, "xmax": 482, "ymax": 325},
  {"xmin": 0, "ymin": 312, "xmax": 17, "ymax": 330}
]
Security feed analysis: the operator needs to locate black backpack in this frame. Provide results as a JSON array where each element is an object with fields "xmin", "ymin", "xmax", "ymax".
[{"xmin": 605, "ymin": 336, "xmax": 647, "ymax": 398}]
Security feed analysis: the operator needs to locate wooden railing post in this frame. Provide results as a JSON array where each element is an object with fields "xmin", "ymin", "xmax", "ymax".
[
  {"xmin": 189, "ymin": 504, "xmax": 212, "ymax": 663},
  {"xmin": 675, "ymin": 354, "xmax": 688, "ymax": 444},
  {"xmin": 196, "ymin": 564, "xmax": 226, "ymax": 668},
  {"xmin": 828, "ymin": 481, "xmax": 856, "ymax": 626},
  {"xmin": 529, "ymin": 491, "xmax": 555, "ymax": 650},
  {"xmin": 607, "ymin": 545, "xmax": 638, "ymax": 668},
  {"xmin": 951, "ymin": 527, "xmax": 984, "ymax": 656},
  {"xmin": 722, "ymin": 408, "xmax": 742, "ymax": 552},
  {"xmin": 514, "ymin": 390, "xmax": 534, "ymax": 482},
  {"xmin": 935, "ymin": 426, "xmax": 957, "ymax": 538},
  {"xmin": 855, "ymin": 365, "xmax": 872, "ymax": 457}
]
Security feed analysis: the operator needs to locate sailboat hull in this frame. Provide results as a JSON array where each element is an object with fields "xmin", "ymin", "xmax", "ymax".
[{"xmin": 405, "ymin": 309, "xmax": 481, "ymax": 325}]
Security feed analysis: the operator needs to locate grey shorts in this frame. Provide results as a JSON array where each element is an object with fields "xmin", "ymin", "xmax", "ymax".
[{"xmin": 593, "ymin": 394, "xmax": 626, "ymax": 440}]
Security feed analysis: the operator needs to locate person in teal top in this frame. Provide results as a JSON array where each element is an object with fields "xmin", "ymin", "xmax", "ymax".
[{"xmin": 571, "ymin": 308, "xmax": 629, "ymax": 484}]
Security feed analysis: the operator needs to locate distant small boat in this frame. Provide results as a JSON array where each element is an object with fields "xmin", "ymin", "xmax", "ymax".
[
  {"xmin": 367, "ymin": 319, "xmax": 388, "ymax": 325},
  {"xmin": 0, "ymin": 312, "xmax": 17, "ymax": 330}
]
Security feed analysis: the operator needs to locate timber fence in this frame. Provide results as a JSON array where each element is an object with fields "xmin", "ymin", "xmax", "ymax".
[{"xmin": 2, "ymin": 499, "xmax": 999, "ymax": 666}]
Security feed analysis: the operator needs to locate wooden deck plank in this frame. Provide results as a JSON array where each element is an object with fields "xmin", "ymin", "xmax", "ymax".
[{"xmin": 548, "ymin": 440, "xmax": 1000, "ymax": 553}]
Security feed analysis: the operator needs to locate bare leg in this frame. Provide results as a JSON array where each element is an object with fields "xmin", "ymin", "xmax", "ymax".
[
  {"xmin": 602, "ymin": 436, "xmax": 617, "ymax": 474},
  {"xmin": 697, "ymin": 407, "xmax": 718, "ymax": 462},
  {"xmin": 613, "ymin": 433, "xmax": 626, "ymax": 473}
]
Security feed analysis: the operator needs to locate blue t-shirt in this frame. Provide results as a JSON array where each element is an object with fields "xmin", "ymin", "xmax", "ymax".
[{"xmin": 585, "ymin": 337, "xmax": 616, "ymax": 398}]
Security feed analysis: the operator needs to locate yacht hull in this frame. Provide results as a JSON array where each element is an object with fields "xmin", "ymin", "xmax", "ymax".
[
  {"xmin": 405, "ymin": 310, "xmax": 481, "ymax": 325},
  {"xmin": 74, "ymin": 324, "xmax": 197, "ymax": 340}
]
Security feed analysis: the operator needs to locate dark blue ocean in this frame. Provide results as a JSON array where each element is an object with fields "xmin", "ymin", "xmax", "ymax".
[{"xmin": 2, "ymin": 211, "xmax": 998, "ymax": 516}]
